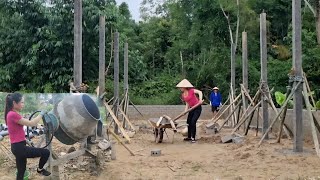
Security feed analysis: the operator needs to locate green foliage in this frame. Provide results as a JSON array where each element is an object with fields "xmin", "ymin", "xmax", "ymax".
[
  {"xmin": 131, "ymin": 90, "xmax": 180, "ymax": 105},
  {"xmin": 131, "ymin": 74, "xmax": 181, "ymax": 104},
  {"xmin": 249, "ymin": 0, "xmax": 291, "ymax": 42},
  {"xmin": 275, "ymin": 91, "xmax": 286, "ymax": 106},
  {"xmin": 0, "ymin": 0, "xmax": 320, "ymax": 106},
  {"xmin": 275, "ymin": 91, "xmax": 293, "ymax": 108},
  {"xmin": 268, "ymin": 58, "xmax": 292, "ymax": 93},
  {"xmin": 316, "ymin": 101, "xmax": 320, "ymax": 110},
  {"xmin": 0, "ymin": 92, "xmax": 7, "ymax": 120}
]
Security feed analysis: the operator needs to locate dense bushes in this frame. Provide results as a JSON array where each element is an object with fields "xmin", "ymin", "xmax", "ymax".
[{"xmin": 0, "ymin": 0, "xmax": 319, "ymax": 105}]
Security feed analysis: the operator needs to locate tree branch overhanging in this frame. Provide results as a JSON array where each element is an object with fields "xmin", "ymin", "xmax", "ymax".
[{"xmin": 220, "ymin": 3, "xmax": 234, "ymax": 44}]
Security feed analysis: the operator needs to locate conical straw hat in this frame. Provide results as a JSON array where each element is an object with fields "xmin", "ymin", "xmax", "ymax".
[
  {"xmin": 213, "ymin": 87, "xmax": 219, "ymax": 90},
  {"xmin": 176, "ymin": 79, "xmax": 194, "ymax": 88}
]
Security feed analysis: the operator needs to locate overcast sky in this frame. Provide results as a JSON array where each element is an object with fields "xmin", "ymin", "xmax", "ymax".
[{"xmin": 115, "ymin": 0, "xmax": 143, "ymax": 21}]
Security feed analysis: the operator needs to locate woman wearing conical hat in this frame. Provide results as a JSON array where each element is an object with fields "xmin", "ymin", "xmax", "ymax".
[
  {"xmin": 210, "ymin": 87, "xmax": 222, "ymax": 118},
  {"xmin": 176, "ymin": 79, "xmax": 203, "ymax": 143}
]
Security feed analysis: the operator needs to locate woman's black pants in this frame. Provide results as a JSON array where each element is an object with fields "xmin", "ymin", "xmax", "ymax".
[
  {"xmin": 11, "ymin": 140, "xmax": 50, "ymax": 180},
  {"xmin": 187, "ymin": 105, "xmax": 202, "ymax": 139}
]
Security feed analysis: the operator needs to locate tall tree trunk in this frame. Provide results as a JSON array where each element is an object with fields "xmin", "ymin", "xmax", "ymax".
[
  {"xmin": 316, "ymin": 0, "xmax": 320, "ymax": 45},
  {"xmin": 235, "ymin": 0, "xmax": 240, "ymax": 51}
]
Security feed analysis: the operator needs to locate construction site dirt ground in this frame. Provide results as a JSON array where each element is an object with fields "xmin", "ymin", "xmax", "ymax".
[{"xmin": 1, "ymin": 119, "xmax": 320, "ymax": 180}]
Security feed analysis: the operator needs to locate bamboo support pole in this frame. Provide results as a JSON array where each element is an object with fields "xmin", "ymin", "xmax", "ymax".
[
  {"xmin": 258, "ymin": 81, "xmax": 301, "ymax": 146},
  {"xmin": 104, "ymin": 100, "xmax": 131, "ymax": 143},
  {"xmin": 206, "ymin": 93, "xmax": 241, "ymax": 128},
  {"xmin": 241, "ymin": 85, "xmax": 264, "ymax": 124},
  {"xmin": 256, "ymin": 106, "xmax": 260, "ymax": 136},
  {"xmin": 118, "ymin": 107, "xmax": 136, "ymax": 132},
  {"xmin": 230, "ymin": 89, "xmax": 262, "ymax": 133},
  {"xmin": 218, "ymin": 101, "xmax": 242, "ymax": 132},
  {"xmin": 212, "ymin": 95, "xmax": 230, "ymax": 120},
  {"xmin": 244, "ymin": 108, "xmax": 257, "ymax": 135},
  {"xmin": 231, "ymin": 101, "xmax": 262, "ymax": 134},
  {"xmin": 304, "ymin": 73, "xmax": 316, "ymax": 107},
  {"xmin": 302, "ymin": 83, "xmax": 320, "ymax": 157},
  {"xmin": 265, "ymin": 89, "xmax": 292, "ymax": 139},
  {"xmin": 277, "ymin": 86, "xmax": 291, "ymax": 143}
]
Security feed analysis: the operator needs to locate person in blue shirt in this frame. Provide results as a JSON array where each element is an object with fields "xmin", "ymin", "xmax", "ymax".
[{"xmin": 209, "ymin": 87, "xmax": 222, "ymax": 118}]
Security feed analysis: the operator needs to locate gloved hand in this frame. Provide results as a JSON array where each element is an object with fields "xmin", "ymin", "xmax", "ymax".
[{"xmin": 40, "ymin": 110, "xmax": 47, "ymax": 116}]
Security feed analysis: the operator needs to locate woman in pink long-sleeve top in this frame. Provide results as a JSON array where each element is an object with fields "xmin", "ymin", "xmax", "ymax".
[{"xmin": 176, "ymin": 79, "xmax": 203, "ymax": 143}]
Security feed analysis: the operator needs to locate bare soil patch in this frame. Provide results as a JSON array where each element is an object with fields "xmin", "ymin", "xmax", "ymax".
[{"xmin": 1, "ymin": 119, "xmax": 320, "ymax": 180}]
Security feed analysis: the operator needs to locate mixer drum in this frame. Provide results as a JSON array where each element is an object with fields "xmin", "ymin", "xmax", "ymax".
[{"xmin": 53, "ymin": 94, "xmax": 101, "ymax": 145}]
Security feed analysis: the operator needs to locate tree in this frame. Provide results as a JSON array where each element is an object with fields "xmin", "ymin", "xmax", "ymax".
[
  {"xmin": 119, "ymin": 2, "xmax": 131, "ymax": 20},
  {"xmin": 302, "ymin": 0, "xmax": 320, "ymax": 45}
]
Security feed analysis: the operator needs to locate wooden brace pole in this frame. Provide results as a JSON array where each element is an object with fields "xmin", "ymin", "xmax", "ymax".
[
  {"xmin": 264, "ymin": 90, "xmax": 292, "ymax": 139},
  {"xmin": 258, "ymin": 81, "xmax": 301, "ymax": 146},
  {"xmin": 103, "ymin": 101, "xmax": 131, "ymax": 143},
  {"xmin": 302, "ymin": 83, "xmax": 320, "ymax": 157},
  {"xmin": 118, "ymin": 107, "xmax": 136, "ymax": 132},
  {"xmin": 108, "ymin": 128, "xmax": 135, "ymax": 156},
  {"xmin": 206, "ymin": 93, "xmax": 241, "ymax": 128},
  {"xmin": 217, "ymin": 100, "xmax": 242, "ymax": 132},
  {"xmin": 231, "ymin": 100, "xmax": 262, "ymax": 134}
]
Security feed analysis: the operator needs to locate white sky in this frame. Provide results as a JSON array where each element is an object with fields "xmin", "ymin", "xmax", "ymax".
[{"xmin": 115, "ymin": 0, "xmax": 143, "ymax": 21}]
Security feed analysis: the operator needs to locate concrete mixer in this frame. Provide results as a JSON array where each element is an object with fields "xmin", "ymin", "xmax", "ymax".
[
  {"xmin": 26, "ymin": 93, "xmax": 108, "ymax": 180},
  {"xmin": 52, "ymin": 93, "xmax": 101, "ymax": 145},
  {"xmin": 26, "ymin": 93, "xmax": 103, "ymax": 147}
]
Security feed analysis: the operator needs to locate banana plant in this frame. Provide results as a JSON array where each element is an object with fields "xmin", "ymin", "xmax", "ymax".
[
  {"xmin": 275, "ymin": 91, "xmax": 293, "ymax": 108},
  {"xmin": 316, "ymin": 101, "xmax": 320, "ymax": 110}
]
